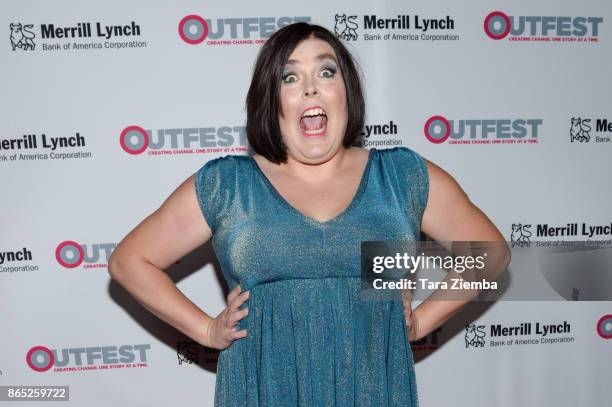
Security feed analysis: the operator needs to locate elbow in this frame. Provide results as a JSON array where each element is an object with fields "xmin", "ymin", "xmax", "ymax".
[
  {"xmin": 502, "ymin": 239, "xmax": 512, "ymax": 266},
  {"xmin": 494, "ymin": 240, "xmax": 512, "ymax": 280},
  {"xmin": 108, "ymin": 248, "xmax": 151, "ymax": 283},
  {"xmin": 107, "ymin": 250, "xmax": 127, "ymax": 281}
]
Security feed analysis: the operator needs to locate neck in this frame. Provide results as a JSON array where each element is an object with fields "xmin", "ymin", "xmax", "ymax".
[{"xmin": 283, "ymin": 147, "xmax": 352, "ymax": 184}]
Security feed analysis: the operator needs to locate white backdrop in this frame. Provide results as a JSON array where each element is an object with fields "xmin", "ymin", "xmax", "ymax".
[{"xmin": 1, "ymin": 0, "xmax": 611, "ymax": 406}]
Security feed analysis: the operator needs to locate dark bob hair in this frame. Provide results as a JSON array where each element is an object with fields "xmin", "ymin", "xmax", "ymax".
[{"xmin": 246, "ymin": 22, "xmax": 365, "ymax": 164}]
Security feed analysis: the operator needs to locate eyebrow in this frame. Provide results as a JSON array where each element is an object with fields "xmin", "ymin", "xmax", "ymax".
[{"xmin": 285, "ymin": 52, "xmax": 338, "ymax": 65}]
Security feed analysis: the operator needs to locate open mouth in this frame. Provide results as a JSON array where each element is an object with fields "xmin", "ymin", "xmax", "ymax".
[{"xmin": 299, "ymin": 106, "xmax": 327, "ymax": 136}]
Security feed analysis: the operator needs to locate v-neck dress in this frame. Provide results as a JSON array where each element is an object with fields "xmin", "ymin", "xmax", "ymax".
[{"xmin": 195, "ymin": 146, "xmax": 429, "ymax": 407}]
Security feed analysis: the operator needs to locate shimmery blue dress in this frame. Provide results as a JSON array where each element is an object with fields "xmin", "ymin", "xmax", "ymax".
[{"xmin": 195, "ymin": 146, "xmax": 428, "ymax": 407}]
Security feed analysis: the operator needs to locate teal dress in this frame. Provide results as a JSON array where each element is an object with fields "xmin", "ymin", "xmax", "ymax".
[{"xmin": 195, "ymin": 146, "xmax": 428, "ymax": 406}]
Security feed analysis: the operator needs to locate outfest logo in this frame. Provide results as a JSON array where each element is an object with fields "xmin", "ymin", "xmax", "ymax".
[
  {"xmin": 26, "ymin": 344, "xmax": 151, "ymax": 373},
  {"xmin": 424, "ymin": 115, "xmax": 542, "ymax": 145},
  {"xmin": 55, "ymin": 241, "xmax": 117, "ymax": 269},
  {"xmin": 178, "ymin": 15, "xmax": 310, "ymax": 46},
  {"xmin": 597, "ymin": 315, "xmax": 612, "ymax": 339},
  {"xmin": 119, "ymin": 125, "xmax": 248, "ymax": 156},
  {"xmin": 484, "ymin": 11, "xmax": 603, "ymax": 42}
]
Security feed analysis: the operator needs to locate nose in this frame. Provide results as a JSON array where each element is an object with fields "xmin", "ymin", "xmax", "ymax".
[{"xmin": 302, "ymin": 78, "xmax": 318, "ymax": 98}]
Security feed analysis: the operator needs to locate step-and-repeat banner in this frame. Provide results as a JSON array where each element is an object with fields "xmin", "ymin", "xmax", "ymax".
[{"xmin": 1, "ymin": 0, "xmax": 610, "ymax": 406}]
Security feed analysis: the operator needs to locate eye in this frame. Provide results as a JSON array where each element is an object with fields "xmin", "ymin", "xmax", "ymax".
[
  {"xmin": 320, "ymin": 66, "xmax": 337, "ymax": 79},
  {"xmin": 282, "ymin": 71, "xmax": 298, "ymax": 84}
]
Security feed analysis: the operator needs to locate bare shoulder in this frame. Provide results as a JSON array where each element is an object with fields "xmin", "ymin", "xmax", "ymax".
[
  {"xmin": 346, "ymin": 146, "xmax": 370, "ymax": 166},
  {"xmin": 250, "ymin": 152, "xmax": 262, "ymax": 166},
  {"xmin": 348, "ymin": 146, "xmax": 370, "ymax": 157},
  {"xmin": 251, "ymin": 152, "xmax": 278, "ymax": 175}
]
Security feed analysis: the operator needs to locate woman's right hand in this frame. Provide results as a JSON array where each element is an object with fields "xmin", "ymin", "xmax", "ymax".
[{"xmin": 205, "ymin": 284, "xmax": 250, "ymax": 350}]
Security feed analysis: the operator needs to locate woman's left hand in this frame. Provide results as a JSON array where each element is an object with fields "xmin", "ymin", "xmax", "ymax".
[{"xmin": 402, "ymin": 289, "xmax": 418, "ymax": 341}]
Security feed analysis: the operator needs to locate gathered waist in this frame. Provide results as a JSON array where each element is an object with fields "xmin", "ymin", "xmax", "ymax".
[
  {"xmin": 237, "ymin": 276, "xmax": 403, "ymax": 306},
  {"xmin": 239, "ymin": 275, "xmax": 363, "ymax": 292}
]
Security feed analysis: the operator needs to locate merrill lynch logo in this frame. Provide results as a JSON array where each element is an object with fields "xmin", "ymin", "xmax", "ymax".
[
  {"xmin": 10, "ymin": 23, "xmax": 36, "ymax": 50},
  {"xmin": 334, "ymin": 14, "xmax": 358, "ymax": 40},
  {"xmin": 511, "ymin": 223, "xmax": 532, "ymax": 247},
  {"xmin": 465, "ymin": 324, "xmax": 486, "ymax": 348},
  {"xmin": 570, "ymin": 117, "xmax": 591, "ymax": 142}
]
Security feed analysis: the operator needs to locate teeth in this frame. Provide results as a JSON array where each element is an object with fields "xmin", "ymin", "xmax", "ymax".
[{"xmin": 301, "ymin": 107, "xmax": 325, "ymax": 118}]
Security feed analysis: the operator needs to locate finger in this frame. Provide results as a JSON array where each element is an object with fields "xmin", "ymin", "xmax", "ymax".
[
  {"xmin": 228, "ymin": 308, "xmax": 248, "ymax": 328},
  {"xmin": 228, "ymin": 307, "xmax": 249, "ymax": 326},
  {"xmin": 229, "ymin": 328, "xmax": 248, "ymax": 340},
  {"xmin": 402, "ymin": 291, "xmax": 412, "ymax": 308},
  {"xmin": 226, "ymin": 284, "xmax": 242, "ymax": 304},
  {"xmin": 405, "ymin": 314, "xmax": 413, "ymax": 328},
  {"xmin": 409, "ymin": 313, "xmax": 419, "ymax": 341},
  {"xmin": 230, "ymin": 290, "xmax": 250, "ymax": 311}
]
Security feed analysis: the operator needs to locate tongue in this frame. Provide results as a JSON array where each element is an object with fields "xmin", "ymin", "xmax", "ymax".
[{"xmin": 300, "ymin": 115, "xmax": 326, "ymax": 131}]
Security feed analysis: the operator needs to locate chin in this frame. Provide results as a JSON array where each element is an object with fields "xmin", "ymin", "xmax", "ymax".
[{"xmin": 290, "ymin": 144, "xmax": 332, "ymax": 161}]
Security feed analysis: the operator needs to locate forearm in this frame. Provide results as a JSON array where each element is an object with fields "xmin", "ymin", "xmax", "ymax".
[
  {"xmin": 108, "ymin": 258, "xmax": 213, "ymax": 347},
  {"xmin": 411, "ymin": 246, "xmax": 511, "ymax": 340},
  {"xmin": 411, "ymin": 269, "xmax": 474, "ymax": 341}
]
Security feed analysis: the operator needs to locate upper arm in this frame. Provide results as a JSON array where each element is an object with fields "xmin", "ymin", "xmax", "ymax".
[
  {"xmin": 109, "ymin": 173, "xmax": 213, "ymax": 272},
  {"xmin": 420, "ymin": 160, "xmax": 504, "ymax": 243}
]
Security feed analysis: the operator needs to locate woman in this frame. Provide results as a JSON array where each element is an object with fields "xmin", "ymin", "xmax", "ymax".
[{"xmin": 108, "ymin": 22, "xmax": 510, "ymax": 406}]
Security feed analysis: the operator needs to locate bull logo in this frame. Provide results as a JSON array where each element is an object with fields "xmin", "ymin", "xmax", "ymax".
[
  {"xmin": 334, "ymin": 14, "xmax": 358, "ymax": 41},
  {"xmin": 176, "ymin": 340, "xmax": 199, "ymax": 365},
  {"xmin": 465, "ymin": 324, "xmax": 486, "ymax": 348},
  {"xmin": 10, "ymin": 23, "xmax": 36, "ymax": 51},
  {"xmin": 511, "ymin": 223, "xmax": 532, "ymax": 248},
  {"xmin": 570, "ymin": 117, "xmax": 591, "ymax": 142}
]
